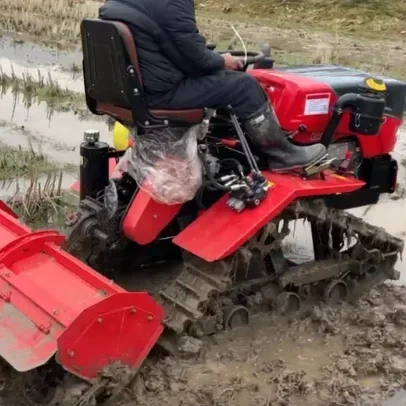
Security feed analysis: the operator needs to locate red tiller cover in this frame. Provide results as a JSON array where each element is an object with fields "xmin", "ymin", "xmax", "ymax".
[{"xmin": 0, "ymin": 201, "xmax": 164, "ymax": 380}]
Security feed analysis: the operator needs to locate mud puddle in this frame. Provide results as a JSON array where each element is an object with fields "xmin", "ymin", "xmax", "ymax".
[
  {"xmin": 0, "ymin": 34, "xmax": 81, "ymax": 70},
  {"xmin": 383, "ymin": 390, "xmax": 406, "ymax": 406},
  {"xmin": 0, "ymin": 35, "xmax": 84, "ymax": 93},
  {"xmin": 0, "ymin": 90, "xmax": 111, "ymax": 166},
  {"xmin": 0, "ymin": 57, "xmax": 84, "ymax": 93}
]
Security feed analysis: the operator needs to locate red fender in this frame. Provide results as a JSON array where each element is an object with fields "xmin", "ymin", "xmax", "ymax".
[
  {"xmin": 122, "ymin": 189, "xmax": 182, "ymax": 245},
  {"xmin": 173, "ymin": 171, "xmax": 365, "ymax": 262}
]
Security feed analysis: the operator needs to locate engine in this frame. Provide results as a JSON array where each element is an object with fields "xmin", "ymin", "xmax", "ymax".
[{"xmin": 248, "ymin": 65, "xmax": 406, "ymax": 208}]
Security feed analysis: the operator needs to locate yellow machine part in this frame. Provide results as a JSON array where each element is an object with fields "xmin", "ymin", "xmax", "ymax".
[
  {"xmin": 365, "ymin": 78, "xmax": 386, "ymax": 92},
  {"xmin": 112, "ymin": 122, "xmax": 131, "ymax": 151}
]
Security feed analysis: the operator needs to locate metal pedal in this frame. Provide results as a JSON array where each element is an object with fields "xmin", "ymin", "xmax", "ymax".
[{"xmin": 303, "ymin": 154, "xmax": 335, "ymax": 176}]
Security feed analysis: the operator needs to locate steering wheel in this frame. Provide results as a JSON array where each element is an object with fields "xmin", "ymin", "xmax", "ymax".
[{"xmin": 216, "ymin": 50, "xmax": 265, "ymax": 71}]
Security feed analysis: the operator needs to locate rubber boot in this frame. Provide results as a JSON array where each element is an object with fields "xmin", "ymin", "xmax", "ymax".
[{"xmin": 244, "ymin": 103, "xmax": 327, "ymax": 171}]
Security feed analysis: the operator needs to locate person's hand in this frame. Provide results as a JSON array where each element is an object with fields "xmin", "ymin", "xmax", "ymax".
[{"xmin": 223, "ymin": 53, "xmax": 243, "ymax": 70}]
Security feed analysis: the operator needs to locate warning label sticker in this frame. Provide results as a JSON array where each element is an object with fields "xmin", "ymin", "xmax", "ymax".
[{"xmin": 304, "ymin": 94, "xmax": 330, "ymax": 116}]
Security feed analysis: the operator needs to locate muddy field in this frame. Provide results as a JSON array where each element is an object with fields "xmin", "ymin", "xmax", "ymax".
[
  {"xmin": 3, "ymin": 281, "xmax": 406, "ymax": 405},
  {"xmin": 122, "ymin": 283, "xmax": 406, "ymax": 406},
  {"xmin": 0, "ymin": 0, "xmax": 405, "ymax": 405}
]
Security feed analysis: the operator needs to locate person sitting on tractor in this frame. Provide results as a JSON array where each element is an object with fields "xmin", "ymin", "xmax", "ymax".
[{"xmin": 99, "ymin": 0, "xmax": 326, "ymax": 171}]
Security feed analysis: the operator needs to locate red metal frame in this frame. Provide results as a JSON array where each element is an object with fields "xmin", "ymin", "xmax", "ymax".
[
  {"xmin": 0, "ymin": 204, "xmax": 165, "ymax": 379},
  {"xmin": 173, "ymin": 171, "xmax": 365, "ymax": 262}
]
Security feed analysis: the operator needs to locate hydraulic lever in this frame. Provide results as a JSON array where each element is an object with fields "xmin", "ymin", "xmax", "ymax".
[{"xmin": 225, "ymin": 106, "xmax": 271, "ymax": 212}]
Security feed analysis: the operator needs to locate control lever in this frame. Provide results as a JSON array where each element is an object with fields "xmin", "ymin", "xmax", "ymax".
[{"xmin": 225, "ymin": 106, "xmax": 271, "ymax": 212}]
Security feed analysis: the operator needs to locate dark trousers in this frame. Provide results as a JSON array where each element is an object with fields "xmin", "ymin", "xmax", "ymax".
[{"xmin": 146, "ymin": 70, "xmax": 267, "ymax": 120}]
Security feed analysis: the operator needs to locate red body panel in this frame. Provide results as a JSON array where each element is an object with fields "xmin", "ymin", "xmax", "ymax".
[
  {"xmin": 0, "ymin": 205, "xmax": 164, "ymax": 379},
  {"xmin": 122, "ymin": 189, "xmax": 182, "ymax": 245},
  {"xmin": 173, "ymin": 171, "xmax": 365, "ymax": 262},
  {"xmin": 249, "ymin": 70, "xmax": 402, "ymax": 158}
]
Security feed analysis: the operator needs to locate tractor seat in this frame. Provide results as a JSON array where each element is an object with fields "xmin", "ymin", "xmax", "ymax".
[{"xmin": 81, "ymin": 18, "xmax": 204, "ymax": 128}]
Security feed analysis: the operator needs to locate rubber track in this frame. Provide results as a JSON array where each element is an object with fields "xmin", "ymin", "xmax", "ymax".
[{"xmin": 158, "ymin": 199, "xmax": 404, "ymax": 336}]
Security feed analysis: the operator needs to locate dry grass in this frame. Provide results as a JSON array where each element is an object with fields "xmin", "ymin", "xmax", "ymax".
[
  {"xmin": 0, "ymin": 0, "xmax": 404, "ymax": 47},
  {"xmin": 0, "ymin": 141, "xmax": 58, "ymax": 180},
  {"xmin": 197, "ymin": 0, "xmax": 406, "ymax": 40},
  {"xmin": 0, "ymin": 0, "xmax": 98, "ymax": 46},
  {"xmin": 0, "ymin": 0, "xmax": 403, "ymax": 82},
  {"xmin": 7, "ymin": 172, "xmax": 78, "ymax": 229},
  {"xmin": 0, "ymin": 142, "xmax": 77, "ymax": 229}
]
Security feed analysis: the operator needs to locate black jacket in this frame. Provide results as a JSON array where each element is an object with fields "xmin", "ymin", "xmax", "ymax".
[{"xmin": 99, "ymin": 0, "xmax": 225, "ymax": 95}]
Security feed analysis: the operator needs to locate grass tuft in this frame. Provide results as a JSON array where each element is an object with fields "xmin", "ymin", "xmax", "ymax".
[
  {"xmin": 8, "ymin": 172, "xmax": 78, "ymax": 229},
  {"xmin": 0, "ymin": 141, "xmax": 58, "ymax": 180}
]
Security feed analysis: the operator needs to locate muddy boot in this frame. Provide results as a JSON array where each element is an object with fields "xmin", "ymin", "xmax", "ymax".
[{"xmin": 244, "ymin": 103, "xmax": 327, "ymax": 171}]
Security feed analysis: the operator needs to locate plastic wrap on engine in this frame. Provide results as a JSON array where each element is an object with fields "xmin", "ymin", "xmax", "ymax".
[{"xmin": 126, "ymin": 125, "xmax": 203, "ymax": 205}]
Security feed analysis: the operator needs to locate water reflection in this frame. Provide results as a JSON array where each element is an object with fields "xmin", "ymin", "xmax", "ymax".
[{"xmin": 0, "ymin": 90, "xmax": 111, "ymax": 166}]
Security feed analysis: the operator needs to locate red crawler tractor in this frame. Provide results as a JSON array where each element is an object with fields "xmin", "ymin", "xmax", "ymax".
[{"xmin": 0, "ymin": 18, "xmax": 405, "ymax": 404}]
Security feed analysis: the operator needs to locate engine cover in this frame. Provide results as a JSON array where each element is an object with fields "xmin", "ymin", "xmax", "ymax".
[{"xmin": 249, "ymin": 65, "xmax": 406, "ymax": 158}]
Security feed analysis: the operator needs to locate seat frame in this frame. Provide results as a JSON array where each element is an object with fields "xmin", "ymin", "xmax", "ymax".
[{"xmin": 81, "ymin": 18, "xmax": 204, "ymax": 132}]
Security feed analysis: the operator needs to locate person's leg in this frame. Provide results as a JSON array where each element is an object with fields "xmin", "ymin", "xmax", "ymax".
[
  {"xmin": 147, "ymin": 70, "xmax": 265, "ymax": 117},
  {"xmin": 147, "ymin": 71, "xmax": 326, "ymax": 170}
]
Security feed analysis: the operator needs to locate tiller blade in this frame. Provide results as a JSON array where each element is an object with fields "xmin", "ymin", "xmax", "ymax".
[{"xmin": 0, "ymin": 201, "xmax": 164, "ymax": 380}]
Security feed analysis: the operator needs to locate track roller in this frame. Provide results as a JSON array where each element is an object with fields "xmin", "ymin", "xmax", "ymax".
[
  {"xmin": 323, "ymin": 280, "xmax": 348, "ymax": 304},
  {"xmin": 261, "ymin": 284, "xmax": 279, "ymax": 309},
  {"xmin": 223, "ymin": 305, "xmax": 250, "ymax": 329},
  {"xmin": 275, "ymin": 292, "xmax": 301, "ymax": 315}
]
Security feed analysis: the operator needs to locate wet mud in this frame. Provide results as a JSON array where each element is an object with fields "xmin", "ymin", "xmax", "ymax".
[
  {"xmin": 0, "ymin": 35, "xmax": 83, "ymax": 94},
  {"xmin": 109, "ymin": 284, "xmax": 406, "ymax": 406}
]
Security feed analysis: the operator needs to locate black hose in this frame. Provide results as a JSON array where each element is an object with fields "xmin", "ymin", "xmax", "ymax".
[
  {"xmin": 207, "ymin": 177, "xmax": 232, "ymax": 191},
  {"xmin": 204, "ymin": 162, "xmax": 232, "ymax": 191},
  {"xmin": 218, "ymin": 158, "xmax": 244, "ymax": 175},
  {"xmin": 320, "ymin": 93, "xmax": 359, "ymax": 147}
]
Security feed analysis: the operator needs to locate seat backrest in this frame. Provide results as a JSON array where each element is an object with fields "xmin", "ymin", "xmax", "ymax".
[
  {"xmin": 81, "ymin": 19, "xmax": 139, "ymax": 108},
  {"xmin": 81, "ymin": 18, "xmax": 205, "ymax": 129},
  {"xmin": 81, "ymin": 18, "xmax": 163, "ymax": 128}
]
